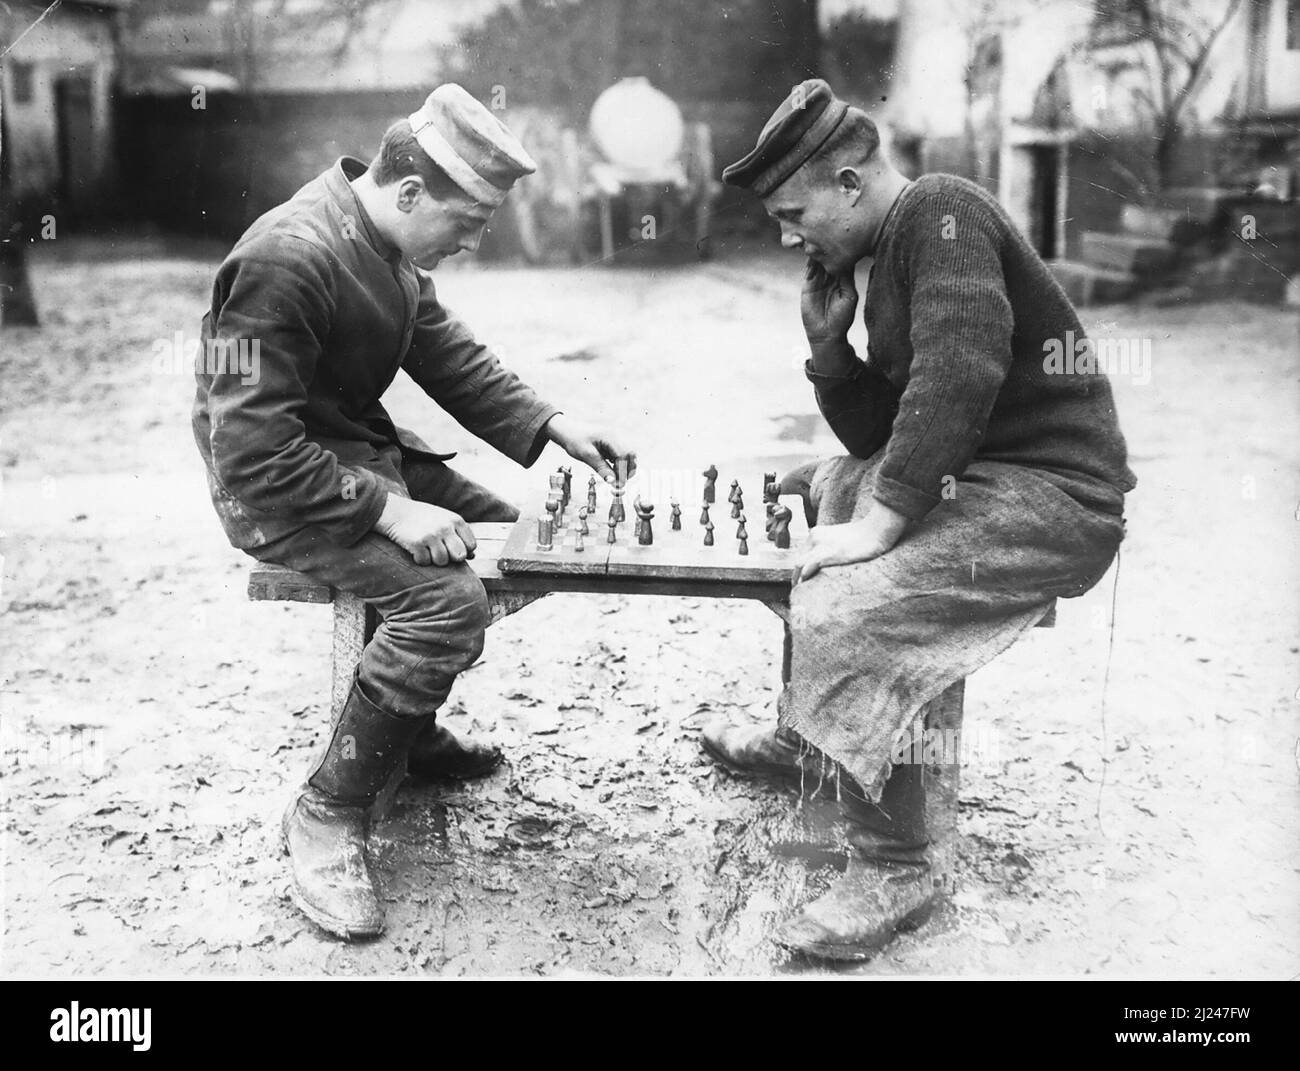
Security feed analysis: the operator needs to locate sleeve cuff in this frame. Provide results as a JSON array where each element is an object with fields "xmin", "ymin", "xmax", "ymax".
[
  {"xmin": 517, "ymin": 403, "xmax": 562, "ymax": 468},
  {"xmin": 872, "ymin": 475, "xmax": 941, "ymax": 522},
  {"xmin": 803, "ymin": 357, "xmax": 868, "ymax": 385}
]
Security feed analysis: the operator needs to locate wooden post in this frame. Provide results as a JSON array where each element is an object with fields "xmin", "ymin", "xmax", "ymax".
[{"xmin": 920, "ymin": 680, "xmax": 965, "ymax": 894}]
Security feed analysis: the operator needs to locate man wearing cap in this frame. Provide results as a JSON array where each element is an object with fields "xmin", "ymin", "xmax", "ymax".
[
  {"xmin": 703, "ymin": 81, "xmax": 1135, "ymax": 961},
  {"xmin": 193, "ymin": 85, "xmax": 636, "ymax": 939}
]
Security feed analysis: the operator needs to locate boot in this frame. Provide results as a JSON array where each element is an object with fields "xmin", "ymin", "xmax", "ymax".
[
  {"xmin": 282, "ymin": 679, "xmax": 424, "ymax": 940},
  {"xmin": 700, "ymin": 721, "xmax": 838, "ymax": 789},
  {"xmin": 406, "ymin": 719, "xmax": 503, "ymax": 782},
  {"xmin": 774, "ymin": 762, "xmax": 938, "ymax": 962}
]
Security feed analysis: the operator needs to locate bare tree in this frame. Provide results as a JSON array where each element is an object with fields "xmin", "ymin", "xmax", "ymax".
[{"xmin": 1093, "ymin": 0, "xmax": 1247, "ymax": 190}]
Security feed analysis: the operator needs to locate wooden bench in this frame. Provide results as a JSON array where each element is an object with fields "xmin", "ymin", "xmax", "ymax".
[{"xmin": 248, "ymin": 520, "xmax": 1055, "ymax": 889}]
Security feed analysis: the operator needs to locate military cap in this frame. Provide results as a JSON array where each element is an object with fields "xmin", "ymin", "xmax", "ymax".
[
  {"xmin": 722, "ymin": 79, "xmax": 849, "ymax": 196},
  {"xmin": 407, "ymin": 84, "xmax": 537, "ymax": 207}
]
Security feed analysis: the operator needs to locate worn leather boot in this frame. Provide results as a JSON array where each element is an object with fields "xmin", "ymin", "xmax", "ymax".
[
  {"xmin": 406, "ymin": 719, "xmax": 503, "ymax": 782},
  {"xmin": 774, "ymin": 762, "xmax": 938, "ymax": 962},
  {"xmin": 700, "ymin": 721, "xmax": 839, "ymax": 789},
  {"xmin": 282, "ymin": 679, "xmax": 424, "ymax": 940}
]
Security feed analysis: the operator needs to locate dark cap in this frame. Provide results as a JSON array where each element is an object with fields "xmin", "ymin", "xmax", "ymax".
[{"xmin": 722, "ymin": 80, "xmax": 849, "ymax": 196}]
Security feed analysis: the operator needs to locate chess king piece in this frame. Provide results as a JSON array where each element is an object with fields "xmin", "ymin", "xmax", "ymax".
[
  {"xmin": 771, "ymin": 504, "xmax": 792, "ymax": 549},
  {"xmin": 578, "ymin": 506, "xmax": 590, "ymax": 535},
  {"xmin": 732, "ymin": 488, "xmax": 744, "ymax": 519},
  {"xmin": 670, "ymin": 501, "xmax": 682, "ymax": 530},
  {"xmin": 634, "ymin": 498, "xmax": 655, "ymax": 545},
  {"xmin": 704, "ymin": 520, "xmax": 715, "ymax": 547},
  {"xmin": 702, "ymin": 464, "xmax": 718, "ymax": 504},
  {"xmin": 700, "ymin": 502, "xmax": 711, "ymax": 527},
  {"xmin": 588, "ymin": 476, "xmax": 598, "ymax": 513},
  {"xmin": 738, "ymin": 534, "xmax": 749, "ymax": 555}
]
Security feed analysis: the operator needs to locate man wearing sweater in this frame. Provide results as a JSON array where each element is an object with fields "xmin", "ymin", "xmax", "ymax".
[
  {"xmin": 704, "ymin": 81, "xmax": 1135, "ymax": 961},
  {"xmin": 194, "ymin": 85, "xmax": 635, "ymax": 939}
]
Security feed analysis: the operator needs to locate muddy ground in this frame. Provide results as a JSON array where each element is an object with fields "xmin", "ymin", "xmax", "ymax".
[{"xmin": 1, "ymin": 235, "xmax": 1297, "ymax": 977}]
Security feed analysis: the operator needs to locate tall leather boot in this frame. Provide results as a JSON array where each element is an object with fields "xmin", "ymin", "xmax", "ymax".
[
  {"xmin": 774, "ymin": 762, "xmax": 937, "ymax": 962},
  {"xmin": 282, "ymin": 678, "xmax": 424, "ymax": 940}
]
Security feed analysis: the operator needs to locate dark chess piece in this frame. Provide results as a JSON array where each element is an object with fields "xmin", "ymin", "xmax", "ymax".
[
  {"xmin": 763, "ymin": 472, "xmax": 778, "ymax": 504},
  {"xmin": 611, "ymin": 487, "xmax": 626, "ymax": 524},
  {"xmin": 727, "ymin": 479, "xmax": 739, "ymax": 505},
  {"xmin": 766, "ymin": 502, "xmax": 777, "ymax": 542},
  {"xmin": 702, "ymin": 465, "xmax": 718, "ymax": 504},
  {"xmin": 578, "ymin": 506, "xmax": 590, "ymax": 536},
  {"xmin": 738, "ymin": 535, "xmax": 749, "ymax": 556},
  {"xmin": 560, "ymin": 466, "xmax": 572, "ymax": 508},
  {"xmin": 704, "ymin": 520, "xmax": 715, "ymax": 547},
  {"xmin": 732, "ymin": 489, "xmax": 744, "ymax": 519},
  {"xmin": 588, "ymin": 476, "xmax": 598, "ymax": 513},
  {"xmin": 670, "ymin": 501, "xmax": 682, "ymax": 530},
  {"xmin": 735, "ymin": 515, "xmax": 748, "ymax": 540},
  {"xmin": 634, "ymin": 498, "xmax": 655, "ymax": 546},
  {"xmin": 607, "ymin": 518, "xmax": 617, "ymax": 544},
  {"xmin": 771, "ymin": 504, "xmax": 793, "ymax": 549},
  {"xmin": 700, "ymin": 502, "xmax": 711, "ymax": 526}
]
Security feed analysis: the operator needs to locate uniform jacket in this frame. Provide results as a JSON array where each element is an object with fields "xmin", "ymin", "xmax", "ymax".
[{"xmin": 192, "ymin": 157, "xmax": 558, "ymax": 550}]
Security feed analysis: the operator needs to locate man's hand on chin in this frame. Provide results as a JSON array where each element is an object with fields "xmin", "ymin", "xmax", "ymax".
[
  {"xmin": 545, "ymin": 413, "xmax": 638, "ymax": 486},
  {"xmin": 794, "ymin": 502, "xmax": 910, "ymax": 584}
]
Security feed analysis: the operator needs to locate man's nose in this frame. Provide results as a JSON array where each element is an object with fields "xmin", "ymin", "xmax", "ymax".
[{"xmin": 460, "ymin": 228, "xmax": 485, "ymax": 254}]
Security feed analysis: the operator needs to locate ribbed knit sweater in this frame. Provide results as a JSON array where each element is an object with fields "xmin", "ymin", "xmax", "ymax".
[{"xmin": 807, "ymin": 174, "xmax": 1136, "ymax": 520}]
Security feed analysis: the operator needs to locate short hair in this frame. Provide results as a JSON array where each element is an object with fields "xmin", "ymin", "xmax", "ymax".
[
  {"xmin": 369, "ymin": 119, "xmax": 468, "ymax": 200},
  {"xmin": 802, "ymin": 108, "xmax": 881, "ymax": 185}
]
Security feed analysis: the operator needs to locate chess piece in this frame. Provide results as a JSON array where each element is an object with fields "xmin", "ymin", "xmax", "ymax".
[
  {"xmin": 700, "ymin": 502, "xmax": 711, "ymax": 526},
  {"xmin": 610, "ymin": 486, "xmax": 626, "ymax": 524},
  {"xmin": 703, "ymin": 520, "xmax": 715, "ymax": 547},
  {"xmin": 727, "ymin": 479, "xmax": 739, "ymax": 505},
  {"xmin": 588, "ymin": 476, "xmax": 598, "ymax": 513},
  {"xmin": 670, "ymin": 501, "xmax": 682, "ymax": 530},
  {"xmin": 607, "ymin": 517, "xmax": 617, "ymax": 544},
  {"xmin": 537, "ymin": 514, "xmax": 554, "ymax": 550},
  {"xmin": 547, "ymin": 493, "xmax": 561, "ymax": 530},
  {"xmin": 702, "ymin": 465, "xmax": 718, "ymax": 504},
  {"xmin": 763, "ymin": 472, "xmax": 778, "ymax": 505},
  {"xmin": 735, "ymin": 515, "xmax": 748, "ymax": 540},
  {"xmin": 766, "ymin": 502, "xmax": 777, "ymax": 542},
  {"xmin": 771, "ymin": 504, "xmax": 792, "ymax": 550},
  {"xmin": 634, "ymin": 498, "xmax": 655, "ymax": 545},
  {"xmin": 561, "ymin": 465, "xmax": 572, "ymax": 508},
  {"xmin": 738, "ymin": 535, "xmax": 749, "ymax": 556},
  {"xmin": 574, "ymin": 525, "xmax": 585, "ymax": 553},
  {"xmin": 731, "ymin": 489, "xmax": 744, "ymax": 519},
  {"xmin": 578, "ymin": 506, "xmax": 590, "ymax": 536}
]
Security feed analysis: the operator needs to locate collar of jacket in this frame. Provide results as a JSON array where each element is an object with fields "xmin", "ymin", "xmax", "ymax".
[{"xmin": 324, "ymin": 157, "xmax": 403, "ymax": 265}]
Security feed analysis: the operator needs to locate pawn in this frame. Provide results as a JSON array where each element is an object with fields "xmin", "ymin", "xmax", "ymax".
[
  {"xmin": 731, "ymin": 490, "xmax": 744, "ymax": 519},
  {"xmin": 727, "ymin": 479, "xmax": 739, "ymax": 505},
  {"xmin": 735, "ymin": 514, "xmax": 748, "ymax": 540},
  {"xmin": 634, "ymin": 497, "xmax": 655, "ymax": 546},
  {"xmin": 670, "ymin": 501, "xmax": 682, "ymax": 531},
  {"xmin": 578, "ymin": 505, "xmax": 590, "ymax": 536},
  {"xmin": 703, "ymin": 520, "xmax": 715, "ymax": 547},
  {"xmin": 607, "ymin": 517, "xmax": 617, "ymax": 544},
  {"xmin": 771, "ymin": 504, "xmax": 793, "ymax": 550},
  {"xmin": 738, "ymin": 534, "xmax": 749, "ymax": 556},
  {"xmin": 574, "ymin": 525, "xmax": 585, "ymax": 553},
  {"xmin": 699, "ymin": 502, "xmax": 711, "ymax": 526}
]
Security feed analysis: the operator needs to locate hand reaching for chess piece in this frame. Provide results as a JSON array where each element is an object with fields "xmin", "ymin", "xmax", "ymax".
[{"xmin": 545, "ymin": 414, "xmax": 637, "ymax": 487}]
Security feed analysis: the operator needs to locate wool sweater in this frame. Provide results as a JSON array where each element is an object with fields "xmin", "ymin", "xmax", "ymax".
[{"xmin": 807, "ymin": 174, "xmax": 1136, "ymax": 521}]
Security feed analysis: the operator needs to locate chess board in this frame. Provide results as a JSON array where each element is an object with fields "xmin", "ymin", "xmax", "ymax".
[{"xmin": 497, "ymin": 471, "xmax": 805, "ymax": 585}]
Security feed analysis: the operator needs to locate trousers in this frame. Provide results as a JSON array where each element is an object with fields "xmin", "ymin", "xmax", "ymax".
[{"xmin": 249, "ymin": 453, "xmax": 518, "ymax": 718}]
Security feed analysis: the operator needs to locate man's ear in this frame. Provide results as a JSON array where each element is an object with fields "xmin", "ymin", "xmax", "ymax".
[
  {"xmin": 836, "ymin": 166, "xmax": 864, "ymax": 204},
  {"xmin": 395, "ymin": 176, "xmax": 426, "ymax": 214}
]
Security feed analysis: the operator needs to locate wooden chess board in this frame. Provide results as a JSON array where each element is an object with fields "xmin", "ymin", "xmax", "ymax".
[{"xmin": 497, "ymin": 472, "xmax": 805, "ymax": 585}]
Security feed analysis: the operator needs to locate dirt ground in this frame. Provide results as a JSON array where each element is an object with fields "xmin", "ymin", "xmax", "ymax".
[{"xmin": 2, "ymin": 235, "xmax": 1297, "ymax": 977}]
